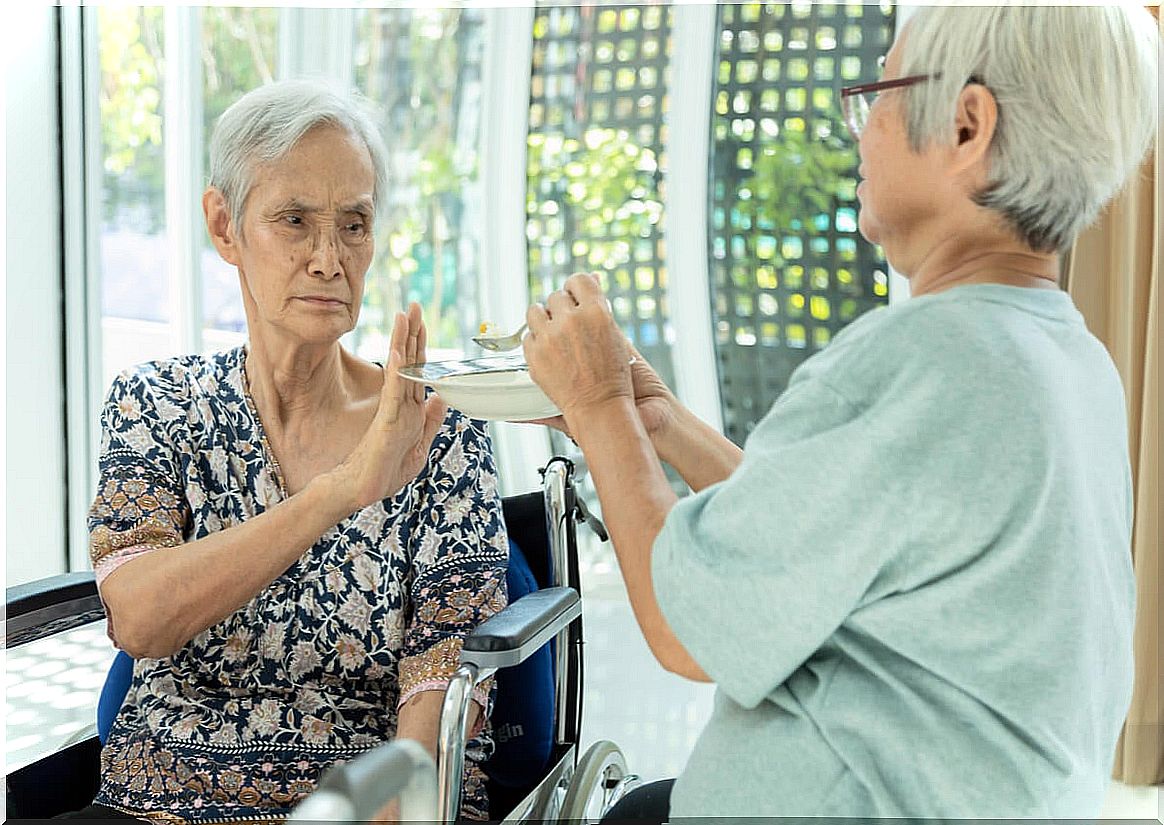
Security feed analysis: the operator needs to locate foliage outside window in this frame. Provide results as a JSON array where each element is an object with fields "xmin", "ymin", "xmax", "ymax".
[
  {"xmin": 97, "ymin": 7, "xmax": 171, "ymax": 387},
  {"xmin": 709, "ymin": 0, "xmax": 895, "ymax": 444},
  {"xmin": 99, "ymin": 8, "xmax": 165, "ymax": 237},
  {"xmin": 526, "ymin": 3, "xmax": 677, "ymax": 388},
  {"xmin": 351, "ymin": 7, "xmax": 486, "ymax": 361}
]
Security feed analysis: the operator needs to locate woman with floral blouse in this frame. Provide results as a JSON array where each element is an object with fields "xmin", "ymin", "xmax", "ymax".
[{"xmin": 73, "ymin": 80, "xmax": 508, "ymax": 822}]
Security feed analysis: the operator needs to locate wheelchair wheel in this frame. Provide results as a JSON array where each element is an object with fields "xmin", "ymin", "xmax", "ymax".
[{"xmin": 557, "ymin": 740, "xmax": 637, "ymax": 823}]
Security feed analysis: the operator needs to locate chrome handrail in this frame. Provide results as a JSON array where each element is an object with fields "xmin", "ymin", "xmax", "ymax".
[
  {"xmin": 288, "ymin": 738, "xmax": 438, "ymax": 823},
  {"xmin": 436, "ymin": 662, "xmax": 492, "ymax": 823},
  {"xmin": 542, "ymin": 457, "xmax": 572, "ymax": 590},
  {"xmin": 542, "ymin": 458, "xmax": 573, "ymax": 746}
]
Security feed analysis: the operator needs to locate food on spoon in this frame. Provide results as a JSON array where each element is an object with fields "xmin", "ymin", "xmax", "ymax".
[{"xmin": 478, "ymin": 321, "xmax": 501, "ymax": 337}]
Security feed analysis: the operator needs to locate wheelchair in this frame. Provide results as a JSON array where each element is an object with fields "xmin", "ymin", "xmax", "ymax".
[{"xmin": 5, "ymin": 456, "xmax": 638, "ymax": 822}]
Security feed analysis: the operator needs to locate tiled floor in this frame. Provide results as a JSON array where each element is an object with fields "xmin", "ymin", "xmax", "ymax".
[
  {"xmin": 4, "ymin": 621, "xmax": 116, "ymax": 773},
  {"xmin": 577, "ymin": 550, "xmax": 715, "ymax": 781}
]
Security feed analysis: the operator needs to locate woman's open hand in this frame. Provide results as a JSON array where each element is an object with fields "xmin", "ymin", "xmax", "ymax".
[{"xmin": 335, "ymin": 302, "xmax": 447, "ymax": 511}]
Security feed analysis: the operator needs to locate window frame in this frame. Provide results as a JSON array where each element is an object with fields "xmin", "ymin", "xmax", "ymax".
[
  {"xmin": 62, "ymin": 5, "xmax": 104, "ymax": 572},
  {"xmin": 665, "ymin": 3, "xmax": 724, "ymax": 432}
]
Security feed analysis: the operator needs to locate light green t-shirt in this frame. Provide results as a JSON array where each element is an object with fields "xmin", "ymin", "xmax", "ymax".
[{"xmin": 653, "ymin": 284, "xmax": 1135, "ymax": 817}]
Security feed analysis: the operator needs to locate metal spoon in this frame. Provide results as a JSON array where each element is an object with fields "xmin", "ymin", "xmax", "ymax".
[{"xmin": 472, "ymin": 322, "xmax": 528, "ymax": 352}]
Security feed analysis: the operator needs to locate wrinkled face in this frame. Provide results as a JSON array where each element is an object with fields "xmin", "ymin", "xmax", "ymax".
[
  {"xmin": 855, "ymin": 33, "xmax": 951, "ymax": 261},
  {"xmin": 234, "ymin": 126, "xmax": 376, "ymax": 344}
]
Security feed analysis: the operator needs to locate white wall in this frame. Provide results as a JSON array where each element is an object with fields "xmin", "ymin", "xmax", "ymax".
[{"xmin": 5, "ymin": 5, "xmax": 67, "ymax": 585}]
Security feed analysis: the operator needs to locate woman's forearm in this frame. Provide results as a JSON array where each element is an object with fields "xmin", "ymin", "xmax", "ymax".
[
  {"xmin": 99, "ymin": 471, "xmax": 358, "ymax": 658},
  {"xmin": 654, "ymin": 403, "xmax": 743, "ymax": 492},
  {"xmin": 396, "ymin": 690, "xmax": 480, "ymax": 760},
  {"xmin": 570, "ymin": 399, "xmax": 710, "ymax": 682}
]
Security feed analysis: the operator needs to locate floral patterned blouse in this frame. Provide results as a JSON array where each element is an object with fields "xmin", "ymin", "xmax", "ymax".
[{"xmin": 87, "ymin": 346, "xmax": 508, "ymax": 823}]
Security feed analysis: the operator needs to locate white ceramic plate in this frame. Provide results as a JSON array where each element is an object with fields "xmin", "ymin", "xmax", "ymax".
[{"xmin": 398, "ymin": 355, "xmax": 559, "ymax": 422}]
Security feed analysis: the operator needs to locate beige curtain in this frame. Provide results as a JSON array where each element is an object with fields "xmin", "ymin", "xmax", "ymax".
[{"xmin": 1064, "ymin": 56, "xmax": 1160, "ymax": 783}]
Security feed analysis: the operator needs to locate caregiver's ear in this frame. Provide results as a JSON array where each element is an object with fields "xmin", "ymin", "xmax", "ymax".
[{"xmin": 951, "ymin": 82, "xmax": 998, "ymax": 165}]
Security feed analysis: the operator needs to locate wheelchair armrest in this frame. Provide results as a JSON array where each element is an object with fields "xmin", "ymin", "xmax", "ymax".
[
  {"xmin": 6, "ymin": 572, "xmax": 103, "ymax": 648},
  {"xmin": 461, "ymin": 586, "xmax": 581, "ymax": 670}
]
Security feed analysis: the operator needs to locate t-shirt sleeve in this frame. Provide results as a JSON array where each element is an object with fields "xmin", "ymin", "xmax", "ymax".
[
  {"xmin": 652, "ymin": 375, "xmax": 906, "ymax": 709},
  {"xmin": 88, "ymin": 370, "xmax": 191, "ymax": 645}
]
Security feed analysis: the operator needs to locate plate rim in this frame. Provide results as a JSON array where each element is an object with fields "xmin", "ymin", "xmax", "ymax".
[{"xmin": 397, "ymin": 355, "xmax": 529, "ymax": 386}]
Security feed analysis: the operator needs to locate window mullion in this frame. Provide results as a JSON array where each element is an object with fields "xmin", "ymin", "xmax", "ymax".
[
  {"xmin": 163, "ymin": 5, "xmax": 204, "ymax": 354},
  {"xmin": 277, "ymin": 7, "xmax": 300, "ymax": 80},
  {"xmin": 664, "ymin": 3, "xmax": 725, "ymax": 434},
  {"xmin": 278, "ymin": 8, "xmax": 354, "ymax": 85}
]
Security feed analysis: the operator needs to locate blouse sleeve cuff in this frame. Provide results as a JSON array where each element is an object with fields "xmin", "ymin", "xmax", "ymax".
[
  {"xmin": 398, "ymin": 637, "xmax": 494, "ymax": 736},
  {"xmin": 90, "ymin": 518, "xmax": 182, "ymax": 582}
]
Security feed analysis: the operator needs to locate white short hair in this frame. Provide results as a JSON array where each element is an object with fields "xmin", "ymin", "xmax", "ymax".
[
  {"xmin": 899, "ymin": 5, "xmax": 1159, "ymax": 252},
  {"xmin": 208, "ymin": 79, "xmax": 389, "ymax": 232}
]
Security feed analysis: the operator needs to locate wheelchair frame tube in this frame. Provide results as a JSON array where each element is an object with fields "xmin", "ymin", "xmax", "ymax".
[
  {"xmin": 289, "ymin": 740, "xmax": 438, "ymax": 823},
  {"xmin": 289, "ymin": 790, "xmax": 356, "ymax": 822},
  {"xmin": 437, "ymin": 662, "xmax": 479, "ymax": 823},
  {"xmin": 395, "ymin": 740, "xmax": 441, "ymax": 823},
  {"xmin": 542, "ymin": 459, "xmax": 574, "ymax": 746}
]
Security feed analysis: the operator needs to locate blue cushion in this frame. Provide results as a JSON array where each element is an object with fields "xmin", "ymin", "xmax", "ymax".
[
  {"xmin": 97, "ymin": 651, "xmax": 134, "ymax": 744},
  {"xmin": 483, "ymin": 540, "xmax": 556, "ymax": 788}
]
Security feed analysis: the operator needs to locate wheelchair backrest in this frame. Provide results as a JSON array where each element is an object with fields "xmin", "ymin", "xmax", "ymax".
[{"xmin": 500, "ymin": 491, "xmax": 554, "ymax": 589}]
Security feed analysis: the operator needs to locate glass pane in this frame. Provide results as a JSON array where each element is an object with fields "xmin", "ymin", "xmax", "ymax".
[
  {"xmin": 526, "ymin": 3, "xmax": 676, "ymax": 389},
  {"xmin": 200, "ymin": 7, "xmax": 279, "ymax": 350},
  {"xmin": 352, "ymin": 7, "xmax": 487, "ymax": 363},
  {"xmin": 96, "ymin": 7, "xmax": 172, "ymax": 386},
  {"xmin": 708, "ymin": 2, "xmax": 895, "ymax": 445}
]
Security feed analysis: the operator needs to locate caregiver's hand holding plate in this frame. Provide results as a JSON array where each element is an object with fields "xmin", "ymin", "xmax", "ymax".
[{"xmin": 522, "ymin": 273, "xmax": 635, "ymax": 430}]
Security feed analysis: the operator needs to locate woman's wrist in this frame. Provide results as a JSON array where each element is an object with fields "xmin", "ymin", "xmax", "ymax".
[
  {"xmin": 650, "ymin": 396, "xmax": 690, "ymax": 464},
  {"xmin": 307, "ymin": 466, "xmax": 363, "ymax": 522},
  {"xmin": 564, "ymin": 395, "xmax": 639, "ymax": 448}
]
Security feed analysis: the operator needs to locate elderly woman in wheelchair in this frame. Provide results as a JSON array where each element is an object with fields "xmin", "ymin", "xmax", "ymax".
[
  {"xmin": 8, "ymin": 460, "xmax": 632, "ymax": 824},
  {"xmin": 62, "ymin": 80, "xmax": 510, "ymax": 821}
]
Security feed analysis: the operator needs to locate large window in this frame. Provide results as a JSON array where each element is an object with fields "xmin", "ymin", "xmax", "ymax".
[
  {"xmin": 96, "ymin": 7, "xmax": 171, "ymax": 389},
  {"xmin": 709, "ymin": 1, "xmax": 894, "ymax": 444},
  {"xmin": 94, "ymin": 7, "xmax": 488, "ymax": 390},
  {"xmin": 351, "ymin": 7, "xmax": 486, "ymax": 362}
]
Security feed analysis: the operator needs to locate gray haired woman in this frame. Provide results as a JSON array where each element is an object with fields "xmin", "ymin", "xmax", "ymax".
[
  {"xmin": 523, "ymin": 5, "xmax": 1159, "ymax": 819},
  {"xmin": 68, "ymin": 81, "xmax": 509, "ymax": 821}
]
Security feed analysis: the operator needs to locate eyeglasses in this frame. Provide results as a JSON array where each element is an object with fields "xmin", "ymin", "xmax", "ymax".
[{"xmin": 840, "ymin": 73, "xmax": 942, "ymax": 140}]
